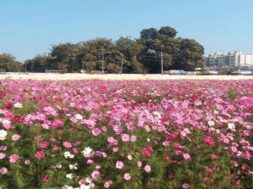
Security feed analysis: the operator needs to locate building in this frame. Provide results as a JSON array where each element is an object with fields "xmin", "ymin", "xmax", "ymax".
[
  {"xmin": 227, "ymin": 51, "xmax": 241, "ymax": 67},
  {"xmin": 240, "ymin": 54, "xmax": 253, "ymax": 67},
  {"xmin": 205, "ymin": 51, "xmax": 253, "ymax": 68}
]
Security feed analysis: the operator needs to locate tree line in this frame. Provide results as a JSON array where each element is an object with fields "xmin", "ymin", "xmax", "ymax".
[{"xmin": 0, "ymin": 26, "xmax": 204, "ymax": 73}]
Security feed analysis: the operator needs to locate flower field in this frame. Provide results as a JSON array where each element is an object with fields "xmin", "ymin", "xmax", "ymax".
[{"xmin": 0, "ymin": 80, "xmax": 253, "ymax": 189}]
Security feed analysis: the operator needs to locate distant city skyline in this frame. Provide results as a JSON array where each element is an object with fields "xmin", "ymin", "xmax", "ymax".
[
  {"xmin": 0, "ymin": 0, "xmax": 252, "ymax": 62},
  {"xmin": 205, "ymin": 51, "xmax": 253, "ymax": 68}
]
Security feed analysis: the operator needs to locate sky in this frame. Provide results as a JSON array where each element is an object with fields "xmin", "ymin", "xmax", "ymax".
[{"xmin": 0, "ymin": 0, "xmax": 253, "ymax": 62}]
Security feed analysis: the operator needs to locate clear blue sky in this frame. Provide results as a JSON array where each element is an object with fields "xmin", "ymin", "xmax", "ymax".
[{"xmin": 0, "ymin": 0, "xmax": 252, "ymax": 62}]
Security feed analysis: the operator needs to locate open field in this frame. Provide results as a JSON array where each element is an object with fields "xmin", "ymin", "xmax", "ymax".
[
  {"xmin": 1, "ymin": 79, "xmax": 253, "ymax": 188},
  {"xmin": 1, "ymin": 73, "xmax": 253, "ymax": 80}
]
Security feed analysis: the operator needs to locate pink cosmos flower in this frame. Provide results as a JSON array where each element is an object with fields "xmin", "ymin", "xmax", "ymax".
[
  {"xmin": 24, "ymin": 159, "xmax": 31, "ymax": 165},
  {"xmin": 144, "ymin": 164, "xmax": 151, "ymax": 173},
  {"xmin": 0, "ymin": 152, "xmax": 6, "ymax": 159},
  {"xmin": 72, "ymin": 147, "xmax": 79, "ymax": 154},
  {"xmin": 180, "ymin": 130, "xmax": 187, "ymax": 137},
  {"xmin": 99, "ymin": 85, "xmax": 108, "ymax": 91},
  {"xmin": 0, "ymin": 145, "xmax": 7, "ymax": 151},
  {"xmin": 115, "ymin": 161, "xmax": 124, "ymax": 169},
  {"xmin": 40, "ymin": 141, "xmax": 49, "ymax": 149},
  {"xmin": 52, "ymin": 119, "xmax": 62, "ymax": 128},
  {"xmin": 142, "ymin": 145, "xmax": 153, "ymax": 158},
  {"xmin": 166, "ymin": 132, "xmax": 178, "ymax": 141},
  {"xmin": 203, "ymin": 136, "xmax": 216, "ymax": 147},
  {"xmin": 182, "ymin": 183, "xmax": 190, "ymax": 189},
  {"xmin": 50, "ymin": 137, "xmax": 57, "ymax": 142},
  {"xmin": 121, "ymin": 134, "xmax": 130, "ymax": 142},
  {"xmin": 9, "ymin": 154, "xmax": 20, "ymax": 163},
  {"xmin": 205, "ymin": 167, "xmax": 213, "ymax": 174},
  {"xmin": 235, "ymin": 179, "xmax": 241, "ymax": 185},
  {"xmin": 203, "ymin": 176, "xmax": 209, "ymax": 182},
  {"xmin": 87, "ymin": 159, "xmax": 94, "ymax": 164},
  {"xmin": 231, "ymin": 146, "xmax": 238, "ymax": 153},
  {"xmin": 101, "ymin": 126, "xmax": 107, "ymax": 132},
  {"xmin": 35, "ymin": 151, "xmax": 45, "ymax": 160},
  {"xmin": 183, "ymin": 153, "xmax": 191, "ymax": 160},
  {"xmin": 107, "ymin": 137, "xmax": 118, "ymax": 146},
  {"xmin": 130, "ymin": 135, "xmax": 136, "ymax": 142},
  {"xmin": 211, "ymin": 154, "xmax": 218, "ymax": 160},
  {"xmin": 137, "ymin": 161, "xmax": 142, "ymax": 167},
  {"xmin": 2, "ymin": 119, "xmax": 11, "ymax": 130},
  {"xmin": 91, "ymin": 170, "xmax": 101, "ymax": 181},
  {"xmin": 79, "ymin": 178, "xmax": 86, "ymax": 185},
  {"xmin": 0, "ymin": 167, "xmax": 8, "ymax": 174},
  {"xmin": 41, "ymin": 175, "xmax": 49, "ymax": 183},
  {"xmin": 92, "ymin": 128, "xmax": 102, "ymax": 136},
  {"xmin": 123, "ymin": 173, "xmax": 131, "ymax": 181},
  {"xmin": 175, "ymin": 150, "xmax": 183, "ymax": 155},
  {"xmin": 63, "ymin": 141, "xmax": 72, "ymax": 148},
  {"xmin": 11, "ymin": 134, "xmax": 21, "ymax": 141},
  {"xmin": 104, "ymin": 180, "xmax": 113, "ymax": 188},
  {"xmin": 112, "ymin": 147, "xmax": 118, "ymax": 152},
  {"xmin": 52, "ymin": 146, "xmax": 61, "ymax": 152}
]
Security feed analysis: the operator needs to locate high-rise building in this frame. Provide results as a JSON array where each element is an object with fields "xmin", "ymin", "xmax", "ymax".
[{"xmin": 205, "ymin": 51, "xmax": 253, "ymax": 68}]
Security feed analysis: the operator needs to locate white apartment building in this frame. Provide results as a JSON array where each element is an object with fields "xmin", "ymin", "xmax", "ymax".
[
  {"xmin": 205, "ymin": 53, "xmax": 225, "ymax": 67},
  {"xmin": 205, "ymin": 51, "xmax": 253, "ymax": 68}
]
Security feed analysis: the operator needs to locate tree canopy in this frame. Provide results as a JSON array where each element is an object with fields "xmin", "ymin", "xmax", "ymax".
[
  {"xmin": 2, "ymin": 26, "xmax": 204, "ymax": 73},
  {"xmin": 0, "ymin": 53, "xmax": 21, "ymax": 72}
]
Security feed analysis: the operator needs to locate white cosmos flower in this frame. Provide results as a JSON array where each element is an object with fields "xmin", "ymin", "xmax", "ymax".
[
  {"xmin": 75, "ymin": 114, "xmax": 83, "ymax": 120},
  {"xmin": 82, "ymin": 147, "xmax": 93, "ymax": 156},
  {"xmin": 0, "ymin": 130, "xmax": 7, "ymax": 140},
  {"xmin": 194, "ymin": 100, "xmax": 202, "ymax": 106},
  {"xmin": 56, "ymin": 163, "xmax": 62, "ymax": 169},
  {"xmin": 70, "ymin": 103, "xmax": 75, "ymax": 107},
  {"xmin": 208, "ymin": 120, "xmax": 215, "ymax": 127},
  {"xmin": 95, "ymin": 165, "xmax": 101, "ymax": 169},
  {"xmin": 62, "ymin": 185, "xmax": 74, "ymax": 189},
  {"xmin": 66, "ymin": 173, "xmax": 74, "ymax": 179},
  {"xmin": 127, "ymin": 155, "xmax": 133, "ymax": 160},
  {"xmin": 228, "ymin": 123, "xmax": 236, "ymax": 131},
  {"xmin": 42, "ymin": 123, "xmax": 50, "ymax": 130},
  {"xmin": 69, "ymin": 163, "xmax": 78, "ymax": 170},
  {"xmin": 216, "ymin": 129, "xmax": 221, "ymax": 134},
  {"xmin": 80, "ymin": 184, "xmax": 95, "ymax": 189},
  {"xmin": 2, "ymin": 119, "xmax": 11, "ymax": 125},
  {"xmin": 14, "ymin": 102, "xmax": 23, "ymax": 108},
  {"xmin": 183, "ymin": 128, "xmax": 191, "ymax": 134},
  {"xmin": 153, "ymin": 111, "xmax": 162, "ymax": 118},
  {"xmin": 85, "ymin": 177, "xmax": 92, "ymax": 184},
  {"xmin": 64, "ymin": 151, "xmax": 75, "ymax": 159},
  {"xmin": 214, "ymin": 110, "xmax": 219, "ymax": 114}
]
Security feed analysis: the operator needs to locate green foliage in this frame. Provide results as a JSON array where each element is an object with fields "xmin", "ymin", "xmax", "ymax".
[
  {"xmin": 15, "ymin": 26, "xmax": 204, "ymax": 73},
  {"xmin": 0, "ymin": 53, "xmax": 21, "ymax": 72},
  {"xmin": 159, "ymin": 26, "xmax": 177, "ymax": 38}
]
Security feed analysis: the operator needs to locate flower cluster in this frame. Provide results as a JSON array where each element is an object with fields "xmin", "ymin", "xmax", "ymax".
[{"xmin": 0, "ymin": 80, "xmax": 253, "ymax": 188}]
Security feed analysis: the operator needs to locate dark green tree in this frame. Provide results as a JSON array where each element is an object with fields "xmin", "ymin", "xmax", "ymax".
[
  {"xmin": 51, "ymin": 43, "xmax": 81, "ymax": 72},
  {"xmin": 24, "ymin": 55, "xmax": 51, "ymax": 72},
  {"xmin": 140, "ymin": 28, "xmax": 159, "ymax": 41},
  {"xmin": 79, "ymin": 38, "xmax": 115, "ymax": 72},
  {"xmin": 21, "ymin": 26, "xmax": 204, "ymax": 73},
  {"xmin": 138, "ymin": 26, "xmax": 204, "ymax": 72},
  {"xmin": 116, "ymin": 37, "xmax": 143, "ymax": 73},
  {"xmin": 158, "ymin": 26, "xmax": 177, "ymax": 38},
  {"xmin": 0, "ymin": 53, "xmax": 21, "ymax": 72},
  {"xmin": 174, "ymin": 39, "xmax": 204, "ymax": 71},
  {"xmin": 138, "ymin": 40, "xmax": 162, "ymax": 73}
]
